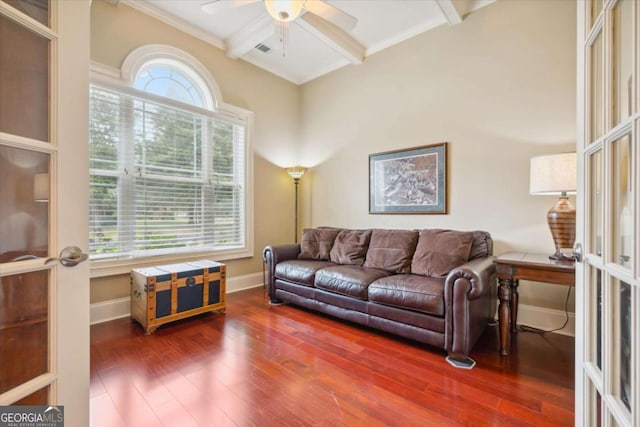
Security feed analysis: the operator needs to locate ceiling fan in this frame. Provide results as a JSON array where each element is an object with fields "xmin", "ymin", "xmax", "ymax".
[
  {"xmin": 201, "ymin": 0, "xmax": 358, "ymax": 32},
  {"xmin": 201, "ymin": 0, "xmax": 364, "ymax": 63}
]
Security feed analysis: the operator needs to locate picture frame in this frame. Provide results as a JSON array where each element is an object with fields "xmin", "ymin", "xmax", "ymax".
[{"xmin": 369, "ymin": 142, "xmax": 448, "ymax": 214}]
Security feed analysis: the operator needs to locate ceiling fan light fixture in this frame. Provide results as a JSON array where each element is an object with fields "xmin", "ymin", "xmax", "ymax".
[{"xmin": 265, "ymin": 0, "xmax": 304, "ymax": 22}]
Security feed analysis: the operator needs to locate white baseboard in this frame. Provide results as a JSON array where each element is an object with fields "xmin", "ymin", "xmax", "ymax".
[
  {"xmin": 90, "ymin": 297, "xmax": 131, "ymax": 325},
  {"xmin": 516, "ymin": 304, "xmax": 575, "ymax": 337},
  {"xmin": 90, "ymin": 272, "xmax": 264, "ymax": 325},
  {"xmin": 227, "ymin": 272, "xmax": 263, "ymax": 293}
]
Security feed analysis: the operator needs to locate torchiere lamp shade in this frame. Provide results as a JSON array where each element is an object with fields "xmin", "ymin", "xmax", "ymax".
[
  {"xmin": 285, "ymin": 166, "xmax": 308, "ymax": 243},
  {"xmin": 530, "ymin": 152, "xmax": 577, "ymax": 260},
  {"xmin": 286, "ymin": 166, "xmax": 307, "ymax": 180}
]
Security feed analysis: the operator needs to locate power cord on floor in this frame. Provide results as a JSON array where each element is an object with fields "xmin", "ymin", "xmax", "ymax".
[{"xmin": 518, "ymin": 285, "xmax": 573, "ymax": 335}]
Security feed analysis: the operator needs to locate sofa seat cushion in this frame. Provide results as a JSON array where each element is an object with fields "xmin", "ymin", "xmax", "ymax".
[
  {"xmin": 315, "ymin": 265, "xmax": 392, "ymax": 300},
  {"xmin": 275, "ymin": 260, "xmax": 335, "ymax": 287},
  {"xmin": 368, "ymin": 274, "xmax": 445, "ymax": 316}
]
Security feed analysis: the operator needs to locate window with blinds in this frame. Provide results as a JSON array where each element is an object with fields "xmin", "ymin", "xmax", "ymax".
[{"xmin": 88, "ymin": 83, "xmax": 246, "ymax": 260}]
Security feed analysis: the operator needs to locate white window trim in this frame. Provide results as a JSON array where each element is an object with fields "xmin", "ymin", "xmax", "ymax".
[{"xmin": 89, "ymin": 48, "xmax": 254, "ymax": 279}]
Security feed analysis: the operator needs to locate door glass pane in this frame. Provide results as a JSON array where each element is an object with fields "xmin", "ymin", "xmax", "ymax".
[
  {"xmin": 589, "ymin": 266, "xmax": 603, "ymax": 370},
  {"xmin": 613, "ymin": 0, "xmax": 634, "ymax": 124},
  {"xmin": 1, "ymin": 0, "xmax": 49, "ymax": 26},
  {"xmin": 589, "ymin": 150, "xmax": 603, "ymax": 256},
  {"xmin": 590, "ymin": 30, "xmax": 604, "ymax": 141},
  {"xmin": 0, "ymin": 269, "xmax": 49, "ymax": 393},
  {"xmin": 614, "ymin": 279, "xmax": 632, "ymax": 413},
  {"xmin": 0, "ymin": 146, "xmax": 49, "ymax": 261},
  {"xmin": 612, "ymin": 134, "xmax": 632, "ymax": 268},
  {"xmin": 13, "ymin": 386, "xmax": 49, "ymax": 405},
  {"xmin": 0, "ymin": 14, "xmax": 49, "ymax": 142},
  {"xmin": 596, "ymin": 389, "xmax": 602, "ymax": 427}
]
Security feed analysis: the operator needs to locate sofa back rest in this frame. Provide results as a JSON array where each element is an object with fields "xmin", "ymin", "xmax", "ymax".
[
  {"xmin": 469, "ymin": 231, "xmax": 493, "ymax": 260},
  {"xmin": 363, "ymin": 229, "xmax": 419, "ymax": 273},
  {"xmin": 314, "ymin": 226, "xmax": 493, "ymax": 261}
]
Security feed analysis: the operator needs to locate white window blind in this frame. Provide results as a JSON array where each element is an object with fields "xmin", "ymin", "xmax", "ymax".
[{"xmin": 89, "ymin": 85, "xmax": 246, "ymax": 260}]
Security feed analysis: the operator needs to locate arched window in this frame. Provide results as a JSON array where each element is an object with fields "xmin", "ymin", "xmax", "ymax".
[
  {"xmin": 133, "ymin": 65, "xmax": 205, "ymax": 108},
  {"xmin": 88, "ymin": 45, "xmax": 252, "ymax": 268}
]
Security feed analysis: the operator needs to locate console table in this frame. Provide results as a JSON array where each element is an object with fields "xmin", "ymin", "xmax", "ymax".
[{"xmin": 494, "ymin": 252, "xmax": 575, "ymax": 355}]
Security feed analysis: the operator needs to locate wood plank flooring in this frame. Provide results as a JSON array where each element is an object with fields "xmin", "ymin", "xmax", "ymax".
[{"xmin": 90, "ymin": 287, "xmax": 574, "ymax": 427}]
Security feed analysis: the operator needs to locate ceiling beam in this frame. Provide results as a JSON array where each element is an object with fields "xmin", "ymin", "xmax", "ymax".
[
  {"xmin": 302, "ymin": 1, "xmax": 358, "ymax": 32},
  {"xmin": 434, "ymin": 0, "xmax": 465, "ymax": 25},
  {"xmin": 201, "ymin": 0, "xmax": 260, "ymax": 15},
  {"xmin": 297, "ymin": 13, "xmax": 365, "ymax": 65},
  {"xmin": 225, "ymin": 14, "xmax": 274, "ymax": 59}
]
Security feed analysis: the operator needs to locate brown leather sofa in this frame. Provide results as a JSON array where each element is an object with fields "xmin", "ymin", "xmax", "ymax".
[{"xmin": 263, "ymin": 228, "xmax": 497, "ymax": 368}]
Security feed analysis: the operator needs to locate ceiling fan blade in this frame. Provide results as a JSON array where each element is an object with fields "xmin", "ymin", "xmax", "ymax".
[
  {"xmin": 201, "ymin": 0, "xmax": 261, "ymax": 15},
  {"xmin": 302, "ymin": 0, "xmax": 357, "ymax": 32}
]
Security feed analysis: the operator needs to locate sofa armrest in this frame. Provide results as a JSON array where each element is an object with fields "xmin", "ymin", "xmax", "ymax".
[
  {"xmin": 445, "ymin": 256, "xmax": 496, "ymax": 300},
  {"xmin": 263, "ymin": 244, "xmax": 300, "ymax": 300},
  {"xmin": 444, "ymin": 256, "xmax": 497, "ymax": 360}
]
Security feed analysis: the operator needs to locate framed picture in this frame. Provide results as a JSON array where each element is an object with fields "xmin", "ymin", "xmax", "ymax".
[{"xmin": 369, "ymin": 142, "xmax": 448, "ymax": 214}]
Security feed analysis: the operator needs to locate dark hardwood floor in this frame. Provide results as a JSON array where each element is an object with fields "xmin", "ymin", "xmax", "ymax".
[{"xmin": 90, "ymin": 287, "xmax": 574, "ymax": 427}]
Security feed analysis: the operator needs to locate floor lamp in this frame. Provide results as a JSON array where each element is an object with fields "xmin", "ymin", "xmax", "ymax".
[{"xmin": 286, "ymin": 166, "xmax": 307, "ymax": 243}]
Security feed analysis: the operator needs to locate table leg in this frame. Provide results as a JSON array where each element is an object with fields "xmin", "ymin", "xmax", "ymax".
[
  {"xmin": 510, "ymin": 279, "xmax": 519, "ymax": 334},
  {"xmin": 498, "ymin": 278, "xmax": 512, "ymax": 356}
]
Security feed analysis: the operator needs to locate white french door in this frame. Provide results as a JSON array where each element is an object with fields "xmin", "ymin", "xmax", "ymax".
[
  {"xmin": 576, "ymin": 0, "xmax": 638, "ymax": 426},
  {"xmin": 0, "ymin": 1, "xmax": 90, "ymax": 426}
]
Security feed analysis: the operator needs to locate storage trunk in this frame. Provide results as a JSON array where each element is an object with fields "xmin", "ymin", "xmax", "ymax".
[{"xmin": 130, "ymin": 260, "xmax": 226, "ymax": 334}]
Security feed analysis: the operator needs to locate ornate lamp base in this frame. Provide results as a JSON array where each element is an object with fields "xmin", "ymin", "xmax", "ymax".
[{"xmin": 547, "ymin": 196, "xmax": 576, "ymax": 260}]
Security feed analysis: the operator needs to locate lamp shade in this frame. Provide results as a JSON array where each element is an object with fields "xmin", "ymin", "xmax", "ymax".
[
  {"xmin": 530, "ymin": 152, "xmax": 576, "ymax": 195},
  {"xmin": 286, "ymin": 166, "xmax": 307, "ymax": 180},
  {"xmin": 265, "ymin": 0, "xmax": 304, "ymax": 22}
]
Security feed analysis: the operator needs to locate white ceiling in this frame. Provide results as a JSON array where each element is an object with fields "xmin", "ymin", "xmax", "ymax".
[{"xmin": 122, "ymin": 0, "xmax": 495, "ymax": 85}]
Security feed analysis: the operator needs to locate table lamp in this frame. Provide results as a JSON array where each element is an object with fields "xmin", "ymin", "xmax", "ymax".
[{"xmin": 530, "ymin": 152, "xmax": 576, "ymax": 260}]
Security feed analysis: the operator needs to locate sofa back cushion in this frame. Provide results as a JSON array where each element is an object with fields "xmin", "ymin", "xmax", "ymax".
[
  {"xmin": 469, "ymin": 230, "xmax": 492, "ymax": 260},
  {"xmin": 363, "ymin": 229, "xmax": 418, "ymax": 273},
  {"xmin": 329, "ymin": 229, "xmax": 372, "ymax": 266},
  {"xmin": 298, "ymin": 228, "xmax": 340, "ymax": 260},
  {"xmin": 411, "ymin": 229, "xmax": 474, "ymax": 278}
]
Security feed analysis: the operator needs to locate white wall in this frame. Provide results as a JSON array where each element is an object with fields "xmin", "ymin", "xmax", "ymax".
[{"xmin": 299, "ymin": 0, "xmax": 577, "ymax": 311}]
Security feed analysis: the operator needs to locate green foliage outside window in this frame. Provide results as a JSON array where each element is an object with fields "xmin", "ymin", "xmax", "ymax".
[{"xmin": 89, "ymin": 84, "xmax": 245, "ymax": 259}]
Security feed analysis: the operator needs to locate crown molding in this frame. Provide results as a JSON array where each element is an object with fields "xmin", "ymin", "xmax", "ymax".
[
  {"xmin": 120, "ymin": 0, "xmax": 226, "ymax": 50},
  {"xmin": 435, "ymin": 0, "xmax": 463, "ymax": 25},
  {"xmin": 239, "ymin": 54, "xmax": 306, "ymax": 85}
]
